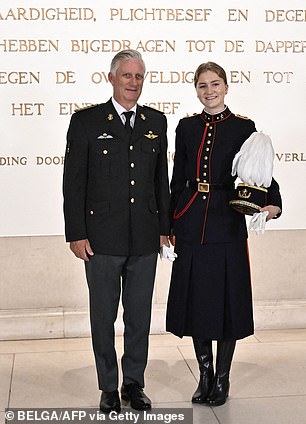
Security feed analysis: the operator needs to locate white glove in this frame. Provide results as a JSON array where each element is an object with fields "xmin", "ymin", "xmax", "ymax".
[
  {"xmin": 159, "ymin": 245, "xmax": 178, "ymax": 262},
  {"xmin": 249, "ymin": 211, "xmax": 269, "ymax": 235}
]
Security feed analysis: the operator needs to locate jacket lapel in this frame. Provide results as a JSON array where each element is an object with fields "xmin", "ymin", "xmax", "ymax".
[
  {"xmin": 99, "ymin": 102, "xmax": 151, "ymax": 143},
  {"xmin": 131, "ymin": 105, "xmax": 149, "ymax": 143},
  {"xmin": 100, "ymin": 100, "xmax": 129, "ymax": 142}
]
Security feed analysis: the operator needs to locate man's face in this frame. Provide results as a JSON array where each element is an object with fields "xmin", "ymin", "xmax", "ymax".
[{"xmin": 108, "ymin": 59, "xmax": 145, "ymax": 109}]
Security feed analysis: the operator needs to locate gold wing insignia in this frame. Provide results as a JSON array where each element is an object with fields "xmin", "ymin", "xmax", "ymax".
[{"xmin": 144, "ymin": 131, "xmax": 158, "ymax": 140}]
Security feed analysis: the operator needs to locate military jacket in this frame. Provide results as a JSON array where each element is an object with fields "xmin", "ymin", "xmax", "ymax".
[
  {"xmin": 63, "ymin": 99, "xmax": 170, "ymax": 255},
  {"xmin": 170, "ymin": 107, "xmax": 282, "ymax": 245}
]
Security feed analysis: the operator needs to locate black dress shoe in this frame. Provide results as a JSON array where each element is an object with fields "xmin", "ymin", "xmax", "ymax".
[
  {"xmin": 121, "ymin": 383, "xmax": 151, "ymax": 410},
  {"xmin": 100, "ymin": 390, "xmax": 121, "ymax": 413}
]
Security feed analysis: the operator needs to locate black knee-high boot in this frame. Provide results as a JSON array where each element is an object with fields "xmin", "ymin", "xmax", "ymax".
[
  {"xmin": 192, "ymin": 339, "xmax": 214, "ymax": 403},
  {"xmin": 206, "ymin": 340, "xmax": 236, "ymax": 406}
]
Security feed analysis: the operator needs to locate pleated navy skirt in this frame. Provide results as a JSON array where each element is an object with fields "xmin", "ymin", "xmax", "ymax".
[{"xmin": 166, "ymin": 238, "xmax": 254, "ymax": 340}]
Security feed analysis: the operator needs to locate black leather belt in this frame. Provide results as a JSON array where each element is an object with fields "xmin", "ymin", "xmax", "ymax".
[{"xmin": 186, "ymin": 180, "xmax": 233, "ymax": 193}]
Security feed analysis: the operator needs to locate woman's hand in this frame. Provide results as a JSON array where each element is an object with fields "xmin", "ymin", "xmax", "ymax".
[
  {"xmin": 169, "ymin": 234, "xmax": 176, "ymax": 247},
  {"xmin": 260, "ymin": 205, "xmax": 281, "ymax": 221}
]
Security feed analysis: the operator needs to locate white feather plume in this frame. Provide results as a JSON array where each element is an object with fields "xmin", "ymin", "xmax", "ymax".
[{"xmin": 231, "ymin": 131, "xmax": 274, "ymax": 187}]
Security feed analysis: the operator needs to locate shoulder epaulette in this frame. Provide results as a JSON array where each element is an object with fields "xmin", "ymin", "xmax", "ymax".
[
  {"xmin": 142, "ymin": 105, "xmax": 164, "ymax": 114},
  {"xmin": 75, "ymin": 104, "xmax": 98, "ymax": 113},
  {"xmin": 235, "ymin": 113, "xmax": 250, "ymax": 120},
  {"xmin": 184, "ymin": 113, "xmax": 199, "ymax": 118}
]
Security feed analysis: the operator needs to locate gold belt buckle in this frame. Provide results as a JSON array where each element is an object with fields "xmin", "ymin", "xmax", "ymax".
[{"xmin": 198, "ymin": 183, "xmax": 209, "ymax": 192}]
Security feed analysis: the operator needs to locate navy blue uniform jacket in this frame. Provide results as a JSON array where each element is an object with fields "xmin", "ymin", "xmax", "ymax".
[
  {"xmin": 63, "ymin": 100, "xmax": 170, "ymax": 255},
  {"xmin": 170, "ymin": 108, "xmax": 282, "ymax": 245}
]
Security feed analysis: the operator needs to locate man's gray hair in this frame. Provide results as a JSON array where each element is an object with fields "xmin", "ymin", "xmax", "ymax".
[{"xmin": 110, "ymin": 49, "xmax": 146, "ymax": 75}]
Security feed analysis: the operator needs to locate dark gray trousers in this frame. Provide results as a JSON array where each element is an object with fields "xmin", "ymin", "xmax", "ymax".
[{"xmin": 85, "ymin": 253, "xmax": 158, "ymax": 392}]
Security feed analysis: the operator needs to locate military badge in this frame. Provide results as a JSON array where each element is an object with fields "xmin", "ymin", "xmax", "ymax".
[
  {"xmin": 97, "ymin": 133, "xmax": 114, "ymax": 139},
  {"xmin": 144, "ymin": 131, "xmax": 158, "ymax": 140}
]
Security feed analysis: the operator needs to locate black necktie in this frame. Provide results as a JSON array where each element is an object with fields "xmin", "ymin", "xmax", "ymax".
[{"xmin": 123, "ymin": 111, "xmax": 134, "ymax": 136}]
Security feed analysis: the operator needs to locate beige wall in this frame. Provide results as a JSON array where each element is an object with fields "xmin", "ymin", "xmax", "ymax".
[{"xmin": 0, "ymin": 230, "xmax": 305, "ymax": 340}]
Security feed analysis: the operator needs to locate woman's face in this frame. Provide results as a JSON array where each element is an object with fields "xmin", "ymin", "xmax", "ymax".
[{"xmin": 195, "ymin": 70, "xmax": 228, "ymax": 114}]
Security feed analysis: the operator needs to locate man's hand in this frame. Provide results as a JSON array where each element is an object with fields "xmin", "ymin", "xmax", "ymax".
[
  {"xmin": 70, "ymin": 239, "xmax": 94, "ymax": 261},
  {"xmin": 160, "ymin": 235, "xmax": 170, "ymax": 248}
]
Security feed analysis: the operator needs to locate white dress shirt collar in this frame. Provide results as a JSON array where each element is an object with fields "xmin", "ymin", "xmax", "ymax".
[{"xmin": 111, "ymin": 97, "xmax": 137, "ymax": 126}]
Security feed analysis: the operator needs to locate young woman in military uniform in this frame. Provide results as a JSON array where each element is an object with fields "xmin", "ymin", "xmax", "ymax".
[{"xmin": 166, "ymin": 62, "xmax": 282, "ymax": 406}]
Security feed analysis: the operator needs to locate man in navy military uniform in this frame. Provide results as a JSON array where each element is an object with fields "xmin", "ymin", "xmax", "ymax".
[{"xmin": 63, "ymin": 50, "xmax": 170, "ymax": 412}]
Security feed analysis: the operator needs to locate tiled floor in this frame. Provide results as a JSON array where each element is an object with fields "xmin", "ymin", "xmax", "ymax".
[{"xmin": 1, "ymin": 329, "xmax": 306, "ymax": 424}]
